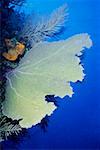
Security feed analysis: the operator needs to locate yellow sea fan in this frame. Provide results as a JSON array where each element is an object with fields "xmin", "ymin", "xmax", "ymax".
[{"xmin": 3, "ymin": 33, "xmax": 92, "ymax": 128}]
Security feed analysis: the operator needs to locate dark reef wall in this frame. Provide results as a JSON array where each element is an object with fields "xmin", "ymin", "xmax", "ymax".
[{"xmin": 0, "ymin": 0, "xmax": 26, "ymax": 141}]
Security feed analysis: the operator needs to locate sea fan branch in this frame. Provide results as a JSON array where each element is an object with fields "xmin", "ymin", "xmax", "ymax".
[
  {"xmin": 0, "ymin": 116, "xmax": 22, "ymax": 142},
  {"xmin": 6, "ymin": 73, "xmax": 24, "ymax": 99},
  {"xmin": 19, "ymin": 4, "xmax": 68, "ymax": 44}
]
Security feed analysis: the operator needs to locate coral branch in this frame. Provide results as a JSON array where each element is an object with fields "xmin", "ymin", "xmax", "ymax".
[
  {"xmin": 19, "ymin": 4, "xmax": 68, "ymax": 44},
  {"xmin": 6, "ymin": 74, "xmax": 24, "ymax": 99}
]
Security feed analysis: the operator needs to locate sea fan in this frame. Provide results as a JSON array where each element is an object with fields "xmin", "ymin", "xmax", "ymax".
[
  {"xmin": 19, "ymin": 4, "xmax": 68, "ymax": 45},
  {"xmin": 2, "ymin": 33, "xmax": 92, "ymax": 128}
]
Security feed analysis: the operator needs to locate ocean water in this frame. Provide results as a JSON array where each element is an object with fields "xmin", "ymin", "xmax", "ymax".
[{"xmin": 1, "ymin": 0, "xmax": 100, "ymax": 149}]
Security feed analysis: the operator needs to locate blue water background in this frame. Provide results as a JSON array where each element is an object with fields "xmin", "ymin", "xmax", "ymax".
[{"xmin": 2, "ymin": 0, "xmax": 100, "ymax": 149}]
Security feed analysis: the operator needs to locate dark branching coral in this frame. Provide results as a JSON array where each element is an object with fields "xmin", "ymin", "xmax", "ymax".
[{"xmin": 1, "ymin": 0, "xmax": 25, "ymax": 42}]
